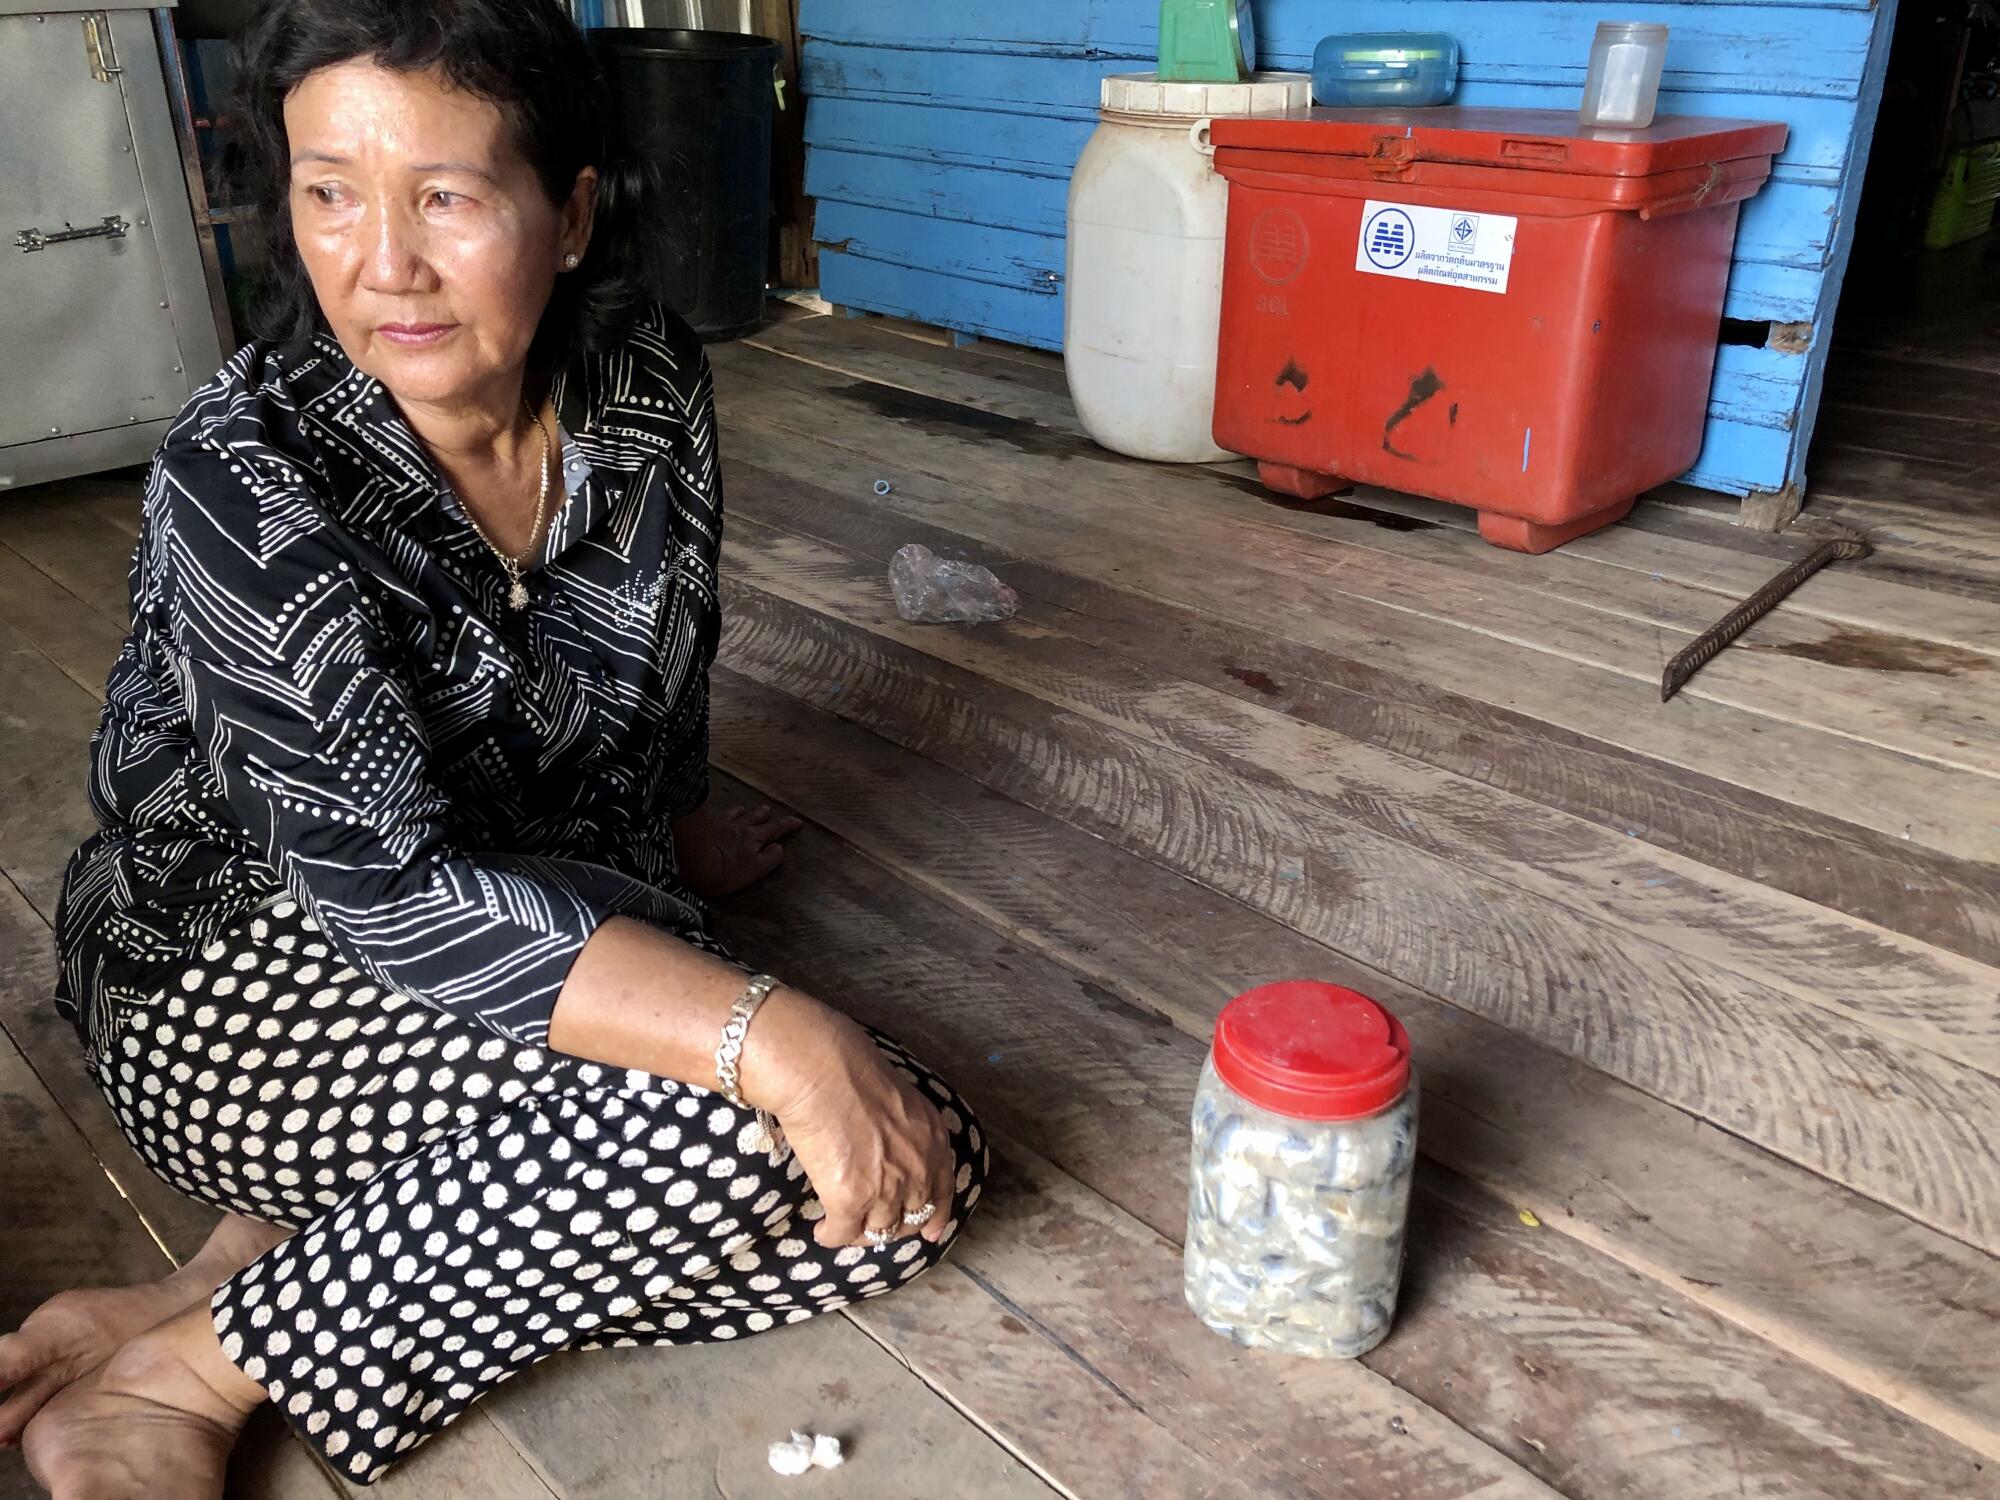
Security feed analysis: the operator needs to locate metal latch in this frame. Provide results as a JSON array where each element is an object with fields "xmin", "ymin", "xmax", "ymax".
[
  {"xmin": 15, "ymin": 215, "xmax": 130, "ymax": 252},
  {"xmin": 82, "ymin": 13, "xmax": 121, "ymax": 83}
]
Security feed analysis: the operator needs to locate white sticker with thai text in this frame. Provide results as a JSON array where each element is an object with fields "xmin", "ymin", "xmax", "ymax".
[{"xmin": 1356, "ymin": 201, "xmax": 1517, "ymax": 294}]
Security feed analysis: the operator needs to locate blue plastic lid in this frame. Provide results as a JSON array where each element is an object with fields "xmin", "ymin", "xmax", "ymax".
[{"xmin": 1315, "ymin": 31, "xmax": 1459, "ymax": 79}]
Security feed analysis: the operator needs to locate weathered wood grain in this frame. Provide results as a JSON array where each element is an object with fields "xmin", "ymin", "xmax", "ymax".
[
  {"xmin": 0, "ymin": 620, "xmax": 113, "ymax": 923},
  {"xmin": 487, "ymin": 1302, "xmax": 1056, "ymax": 1500},
  {"xmin": 712, "ymin": 565, "xmax": 2000, "ymax": 1252},
  {"xmin": 0, "ymin": 544, "xmax": 131, "ymax": 701},
  {"xmin": 875, "ymin": 1157, "xmax": 1559, "ymax": 1500},
  {"xmin": 724, "ymin": 455, "xmax": 2000, "ymax": 970},
  {"xmin": 710, "ymin": 676, "xmax": 2000, "ymax": 1461},
  {"xmin": 709, "ymin": 347, "xmax": 2000, "ymax": 861},
  {"xmin": 723, "ymin": 508, "xmax": 2000, "ymax": 1076},
  {"xmin": 0, "ymin": 490, "xmax": 138, "ymax": 632},
  {"xmin": 1655, "ymin": 488, "xmax": 2000, "ymax": 590},
  {"xmin": 720, "ymin": 509, "xmax": 2000, "ymax": 1075},
  {"xmin": 708, "ymin": 782, "xmax": 1997, "ymax": 1495},
  {"xmin": 752, "ymin": 311, "xmax": 2000, "ymax": 608},
  {"xmin": 748, "ymin": 313, "xmax": 2000, "ymax": 669},
  {"xmin": 713, "ymin": 341, "xmax": 2000, "ymax": 780}
]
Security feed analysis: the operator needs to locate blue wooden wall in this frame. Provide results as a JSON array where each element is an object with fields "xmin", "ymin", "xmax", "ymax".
[{"xmin": 799, "ymin": 0, "xmax": 1899, "ymax": 500}]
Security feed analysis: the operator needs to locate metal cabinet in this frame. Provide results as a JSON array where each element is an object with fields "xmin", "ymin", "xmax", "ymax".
[{"xmin": 1, "ymin": 2, "xmax": 225, "ymax": 492}]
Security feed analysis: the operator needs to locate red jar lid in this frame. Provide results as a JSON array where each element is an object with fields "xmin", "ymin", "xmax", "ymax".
[{"xmin": 1212, "ymin": 982, "xmax": 1411, "ymax": 1121}]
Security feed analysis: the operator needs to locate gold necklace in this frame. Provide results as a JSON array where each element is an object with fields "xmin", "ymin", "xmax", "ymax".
[{"xmin": 461, "ymin": 401, "xmax": 553, "ymax": 611}]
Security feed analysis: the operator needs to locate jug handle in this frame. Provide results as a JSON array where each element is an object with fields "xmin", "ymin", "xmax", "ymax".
[{"xmin": 1190, "ymin": 118, "xmax": 1216, "ymax": 157}]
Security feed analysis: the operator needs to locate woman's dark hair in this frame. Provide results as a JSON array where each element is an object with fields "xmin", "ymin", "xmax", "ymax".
[{"xmin": 228, "ymin": 0, "xmax": 655, "ymax": 367}]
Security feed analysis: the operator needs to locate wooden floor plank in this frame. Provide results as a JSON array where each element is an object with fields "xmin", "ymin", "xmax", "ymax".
[
  {"xmin": 714, "ymin": 349, "xmax": 1999, "ymax": 784},
  {"xmin": 711, "ymin": 349, "xmax": 2000, "ymax": 862},
  {"xmin": 723, "ymin": 502, "xmax": 2000, "ymax": 1096},
  {"xmin": 1656, "ymin": 489, "xmax": 2000, "ymax": 589},
  {"xmin": 0, "ymin": 543, "xmax": 132, "ymax": 701},
  {"xmin": 723, "ymin": 516, "xmax": 2000, "ymax": 1084},
  {"xmin": 745, "ymin": 315, "xmax": 2000, "ymax": 660},
  {"xmin": 0, "ymin": 622, "xmax": 116, "ymax": 923},
  {"xmin": 727, "ymin": 459, "xmax": 2000, "ymax": 972},
  {"xmin": 708, "ymin": 763, "xmax": 1996, "ymax": 1496},
  {"xmin": 0, "ymin": 489, "xmax": 137, "ymax": 632},
  {"xmin": 486, "ymin": 1304, "xmax": 1056, "ymax": 1500},
  {"xmin": 732, "ymin": 458, "xmax": 2000, "ymax": 1012},
  {"xmin": 712, "ymin": 558, "xmax": 2000, "ymax": 1253},
  {"xmin": 710, "ymin": 673, "xmax": 2000, "ymax": 1461},
  {"xmin": 875, "ymin": 1156, "xmax": 1558, "ymax": 1500},
  {"xmin": 50, "ymin": 461, "xmax": 2000, "ymax": 999}
]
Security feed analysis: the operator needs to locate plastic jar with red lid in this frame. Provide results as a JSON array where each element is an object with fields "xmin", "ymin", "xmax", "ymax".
[{"xmin": 1185, "ymin": 981, "xmax": 1418, "ymax": 1358}]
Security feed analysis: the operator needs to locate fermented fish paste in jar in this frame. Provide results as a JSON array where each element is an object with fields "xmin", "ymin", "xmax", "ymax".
[{"xmin": 1185, "ymin": 981, "xmax": 1417, "ymax": 1358}]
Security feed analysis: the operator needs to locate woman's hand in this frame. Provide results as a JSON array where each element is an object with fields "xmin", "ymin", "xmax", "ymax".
[
  {"xmin": 764, "ymin": 1006, "xmax": 958, "ymax": 1250},
  {"xmin": 674, "ymin": 802, "xmax": 804, "ymax": 899}
]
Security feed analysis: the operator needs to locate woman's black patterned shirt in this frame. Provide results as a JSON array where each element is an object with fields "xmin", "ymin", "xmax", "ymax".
[{"xmin": 55, "ymin": 304, "xmax": 724, "ymax": 1049}]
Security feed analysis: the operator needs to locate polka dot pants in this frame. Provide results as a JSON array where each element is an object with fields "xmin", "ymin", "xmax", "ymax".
[{"xmin": 82, "ymin": 898, "xmax": 988, "ymax": 1485}]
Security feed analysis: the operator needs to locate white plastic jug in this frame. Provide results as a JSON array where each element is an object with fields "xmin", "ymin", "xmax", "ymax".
[{"xmin": 1065, "ymin": 72, "xmax": 1309, "ymax": 463}]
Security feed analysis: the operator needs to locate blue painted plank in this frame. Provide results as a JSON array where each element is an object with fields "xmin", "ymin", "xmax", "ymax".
[
  {"xmin": 807, "ymin": 0, "xmax": 1877, "ymax": 54},
  {"xmin": 807, "ymin": 96, "xmax": 1092, "ymax": 176},
  {"xmin": 807, "ymin": 1, "xmax": 1875, "ymax": 98},
  {"xmin": 1686, "ymin": 414, "xmax": 1795, "ymax": 490},
  {"xmin": 816, "ymin": 201, "xmax": 1809, "ymax": 433},
  {"xmin": 815, "ymin": 200, "xmax": 1064, "ymax": 298},
  {"xmin": 805, "ymin": 45, "xmax": 1863, "ymax": 178},
  {"xmin": 803, "ymin": 0, "xmax": 1891, "ymax": 498},
  {"xmin": 809, "ymin": 93, "xmax": 1839, "ymax": 272},
  {"xmin": 806, "ymin": 143, "xmax": 1837, "ymax": 282},
  {"xmin": 806, "ymin": 150, "xmax": 1060, "ymax": 238},
  {"xmin": 1720, "ymin": 260, "xmax": 1818, "ymax": 324},
  {"xmin": 818, "ymin": 250, "xmax": 1067, "ymax": 348},
  {"xmin": 821, "ymin": 239, "xmax": 1798, "ymax": 493},
  {"xmin": 1710, "ymin": 345, "xmax": 1812, "ymax": 429}
]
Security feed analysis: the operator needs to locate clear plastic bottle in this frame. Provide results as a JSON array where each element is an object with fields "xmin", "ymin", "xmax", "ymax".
[
  {"xmin": 1579, "ymin": 22, "xmax": 1669, "ymax": 129},
  {"xmin": 1185, "ymin": 982, "xmax": 1418, "ymax": 1359}
]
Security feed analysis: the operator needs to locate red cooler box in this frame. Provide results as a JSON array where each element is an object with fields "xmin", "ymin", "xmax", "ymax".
[{"xmin": 1210, "ymin": 109, "xmax": 1787, "ymax": 553}]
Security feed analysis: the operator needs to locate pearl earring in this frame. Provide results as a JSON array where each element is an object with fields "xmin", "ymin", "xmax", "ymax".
[{"xmin": 563, "ymin": 253, "xmax": 580, "ymax": 270}]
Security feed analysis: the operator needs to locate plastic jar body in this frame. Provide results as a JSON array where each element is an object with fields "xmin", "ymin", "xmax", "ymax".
[
  {"xmin": 1184, "ymin": 1056, "xmax": 1419, "ymax": 1358},
  {"xmin": 1065, "ymin": 112, "xmax": 1234, "ymax": 462},
  {"xmin": 1580, "ymin": 22, "xmax": 1669, "ymax": 129}
]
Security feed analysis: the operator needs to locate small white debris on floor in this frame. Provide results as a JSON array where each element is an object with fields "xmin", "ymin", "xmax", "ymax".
[{"xmin": 768, "ymin": 1431, "xmax": 845, "ymax": 1476}]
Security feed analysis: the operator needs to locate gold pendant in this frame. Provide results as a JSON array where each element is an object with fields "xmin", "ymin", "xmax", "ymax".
[{"xmin": 508, "ymin": 580, "xmax": 530, "ymax": 610}]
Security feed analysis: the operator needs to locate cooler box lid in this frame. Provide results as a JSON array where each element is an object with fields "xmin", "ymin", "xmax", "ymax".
[{"xmin": 1210, "ymin": 107, "xmax": 1788, "ymax": 177}]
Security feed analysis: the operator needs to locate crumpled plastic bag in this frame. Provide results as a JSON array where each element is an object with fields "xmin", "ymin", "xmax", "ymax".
[{"xmin": 888, "ymin": 543, "xmax": 1019, "ymax": 625}]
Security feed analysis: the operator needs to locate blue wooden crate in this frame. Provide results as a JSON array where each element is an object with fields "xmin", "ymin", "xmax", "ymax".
[{"xmin": 800, "ymin": 0, "xmax": 1899, "ymax": 500}]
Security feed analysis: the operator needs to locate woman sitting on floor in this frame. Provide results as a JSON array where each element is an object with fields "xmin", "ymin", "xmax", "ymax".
[{"xmin": 0, "ymin": 1, "xmax": 984, "ymax": 1492}]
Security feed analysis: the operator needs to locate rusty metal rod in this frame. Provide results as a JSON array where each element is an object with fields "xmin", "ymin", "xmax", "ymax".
[{"xmin": 1661, "ymin": 523, "xmax": 1872, "ymax": 702}]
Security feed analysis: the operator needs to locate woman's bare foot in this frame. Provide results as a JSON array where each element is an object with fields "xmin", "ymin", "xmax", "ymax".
[
  {"xmin": 0, "ymin": 1212, "xmax": 287, "ymax": 1446},
  {"xmin": 21, "ymin": 1301, "xmax": 268, "ymax": 1500}
]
